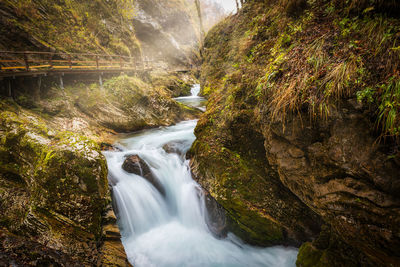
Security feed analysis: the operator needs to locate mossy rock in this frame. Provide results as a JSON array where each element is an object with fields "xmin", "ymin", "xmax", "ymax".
[{"xmin": 0, "ymin": 109, "xmax": 109, "ymax": 264}]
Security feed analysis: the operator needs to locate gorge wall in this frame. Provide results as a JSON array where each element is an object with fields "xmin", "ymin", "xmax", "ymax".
[
  {"xmin": 191, "ymin": 0, "xmax": 400, "ymax": 266},
  {"xmin": 0, "ymin": 0, "xmax": 201, "ymax": 67},
  {"xmin": 0, "ymin": 0, "xmax": 203, "ymax": 265}
]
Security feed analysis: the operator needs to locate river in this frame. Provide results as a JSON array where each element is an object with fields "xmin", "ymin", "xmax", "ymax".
[{"xmin": 103, "ymin": 84, "xmax": 298, "ymax": 267}]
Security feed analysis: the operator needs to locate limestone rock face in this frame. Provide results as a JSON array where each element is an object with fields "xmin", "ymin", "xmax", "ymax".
[
  {"xmin": 0, "ymin": 109, "xmax": 129, "ymax": 266},
  {"xmin": 100, "ymin": 202, "xmax": 132, "ymax": 267},
  {"xmin": 190, "ymin": 0, "xmax": 400, "ymax": 265},
  {"xmin": 263, "ymin": 101, "xmax": 400, "ymax": 266},
  {"xmin": 190, "ymin": 114, "xmax": 323, "ymax": 247}
]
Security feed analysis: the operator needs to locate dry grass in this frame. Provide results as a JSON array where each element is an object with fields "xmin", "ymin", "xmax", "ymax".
[
  {"xmin": 202, "ymin": 0, "xmax": 400, "ymax": 138},
  {"xmin": 322, "ymin": 58, "xmax": 359, "ymax": 99}
]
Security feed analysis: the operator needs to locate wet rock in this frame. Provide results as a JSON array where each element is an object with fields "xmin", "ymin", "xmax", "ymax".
[
  {"xmin": 122, "ymin": 155, "xmax": 151, "ymax": 176},
  {"xmin": 101, "ymin": 142, "xmax": 123, "ymax": 152},
  {"xmin": 264, "ymin": 108, "xmax": 400, "ymax": 266},
  {"xmin": 203, "ymin": 190, "xmax": 229, "ymax": 238},
  {"xmin": 99, "ymin": 203, "xmax": 132, "ymax": 267},
  {"xmin": 162, "ymin": 140, "xmax": 190, "ymax": 156},
  {"xmin": 122, "ymin": 155, "xmax": 165, "ymax": 196}
]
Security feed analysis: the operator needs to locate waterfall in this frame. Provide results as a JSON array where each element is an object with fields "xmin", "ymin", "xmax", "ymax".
[
  {"xmin": 190, "ymin": 83, "xmax": 201, "ymax": 96},
  {"xmin": 103, "ymin": 85, "xmax": 297, "ymax": 267}
]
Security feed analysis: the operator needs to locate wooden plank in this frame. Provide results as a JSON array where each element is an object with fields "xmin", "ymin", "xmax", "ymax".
[
  {"xmin": 2, "ymin": 66, "xmax": 26, "ymax": 70},
  {"xmin": 29, "ymin": 65, "xmax": 51, "ymax": 69},
  {"xmin": 0, "ymin": 60, "xmax": 21, "ymax": 63},
  {"xmin": 70, "ymin": 60, "xmax": 97, "ymax": 63}
]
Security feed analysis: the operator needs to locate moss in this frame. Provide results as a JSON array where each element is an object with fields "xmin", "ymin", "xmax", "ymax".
[
  {"xmin": 0, "ymin": 108, "xmax": 109, "ymax": 244},
  {"xmin": 1, "ymin": 0, "xmax": 141, "ymax": 56},
  {"xmin": 150, "ymin": 72, "xmax": 197, "ymax": 97},
  {"xmin": 296, "ymin": 243, "xmax": 326, "ymax": 267},
  {"xmin": 192, "ymin": 133, "xmax": 290, "ymax": 245}
]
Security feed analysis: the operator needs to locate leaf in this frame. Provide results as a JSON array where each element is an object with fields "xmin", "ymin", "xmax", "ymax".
[{"xmin": 363, "ymin": 7, "xmax": 374, "ymax": 14}]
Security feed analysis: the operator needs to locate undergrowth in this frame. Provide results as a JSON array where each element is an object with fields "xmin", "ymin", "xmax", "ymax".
[
  {"xmin": 201, "ymin": 0, "xmax": 400, "ymax": 140},
  {"xmin": 2, "ymin": 0, "xmax": 140, "ymax": 55}
]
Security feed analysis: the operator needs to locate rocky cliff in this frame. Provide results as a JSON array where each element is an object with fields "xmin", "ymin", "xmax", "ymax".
[
  {"xmin": 0, "ymin": 0, "xmax": 200, "ymax": 67},
  {"xmin": 0, "ymin": 0, "xmax": 202, "ymax": 265},
  {"xmin": 0, "ymin": 102, "xmax": 130, "ymax": 265},
  {"xmin": 0, "ymin": 73, "xmax": 199, "ymax": 265},
  {"xmin": 133, "ymin": 0, "xmax": 198, "ymax": 66},
  {"xmin": 191, "ymin": 0, "xmax": 400, "ymax": 266}
]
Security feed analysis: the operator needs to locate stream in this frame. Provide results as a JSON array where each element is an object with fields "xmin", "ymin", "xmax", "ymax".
[{"xmin": 103, "ymin": 84, "xmax": 298, "ymax": 267}]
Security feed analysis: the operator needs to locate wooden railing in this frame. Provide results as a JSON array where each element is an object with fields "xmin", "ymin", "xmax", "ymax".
[{"xmin": 0, "ymin": 51, "xmax": 152, "ymax": 73}]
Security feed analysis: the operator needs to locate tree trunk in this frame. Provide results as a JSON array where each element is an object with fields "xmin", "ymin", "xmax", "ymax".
[
  {"xmin": 194, "ymin": 0, "xmax": 205, "ymax": 46},
  {"xmin": 235, "ymin": 0, "xmax": 239, "ymax": 12}
]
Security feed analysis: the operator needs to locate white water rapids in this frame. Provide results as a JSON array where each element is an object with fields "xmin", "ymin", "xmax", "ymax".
[{"xmin": 103, "ymin": 85, "xmax": 298, "ymax": 267}]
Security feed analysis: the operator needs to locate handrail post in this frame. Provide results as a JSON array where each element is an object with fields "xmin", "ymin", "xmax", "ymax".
[
  {"xmin": 96, "ymin": 55, "xmax": 99, "ymax": 70},
  {"xmin": 23, "ymin": 52, "xmax": 29, "ymax": 71},
  {"xmin": 49, "ymin": 53, "xmax": 53, "ymax": 69},
  {"xmin": 68, "ymin": 54, "xmax": 72, "ymax": 69},
  {"xmin": 119, "ymin": 56, "xmax": 123, "ymax": 69}
]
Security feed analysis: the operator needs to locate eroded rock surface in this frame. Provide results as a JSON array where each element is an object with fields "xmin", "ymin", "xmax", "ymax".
[
  {"xmin": 263, "ymin": 101, "xmax": 400, "ymax": 266},
  {"xmin": 190, "ymin": 0, "xmax": 400, "ymax": 265},
  {"xmin": 0, "ymin": 108, "xmax": 129, "ymax": 266}
]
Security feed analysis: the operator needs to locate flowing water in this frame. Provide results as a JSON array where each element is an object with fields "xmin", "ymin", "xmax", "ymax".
[{"xmin": 104, "ymin": 85, "xmax": 298, "ymax": 267}]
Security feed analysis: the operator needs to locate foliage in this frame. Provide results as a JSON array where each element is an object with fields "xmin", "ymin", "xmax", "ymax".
[
  {"xmin": 358, "ymin": 77, "xmax": 400, "ymax": 136},
  {"xmin": 2, "ymin": 0, "xmax": 140, "ymax": 55},
  {"xmin": 201, "ymin": 0, "xmax": 400, "ymax": 138}
]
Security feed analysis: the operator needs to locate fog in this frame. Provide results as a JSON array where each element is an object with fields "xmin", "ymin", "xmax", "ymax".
[{"xmin": 210, "ymin": 0, "xmax": 237, "ymax": 13}]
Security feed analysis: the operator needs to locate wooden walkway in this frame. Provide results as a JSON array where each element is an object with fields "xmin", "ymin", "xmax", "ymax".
[
  {"xmin": 0, "ymin": 51, "xmax": 153, "ymax": 79},
  {"xmin": 0, "ymin": 51, "xmax": 193, "ymax": 97}
]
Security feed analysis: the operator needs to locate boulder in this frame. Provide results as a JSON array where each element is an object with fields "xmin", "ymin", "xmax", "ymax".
[
  {"xmin": 0, "ymin": 110, "xmax": 131, "ymax": 266},
  {"xmin": 202, "ymin": 189, "xmax": 229, "ymax": 238},
  {"xmin": 100, "ymin": 142, "xmax": 123, "ymax": 152},
  {"xmin": 122, "ymin": 155, "xmax": 165, "ymax": 196},
  {"xmin": 162, "ymin": 140, "xmax": 190, "ymax": 157},
  {"xmin": 122, "ymin": 155, "xmax": 151, "ymax": 176}
]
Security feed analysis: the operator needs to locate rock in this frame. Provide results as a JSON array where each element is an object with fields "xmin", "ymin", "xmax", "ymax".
[
  {"xmin": 99, "ymin": 203, "xmax": 132, "ymax": 267},
  {"xmin": 190, "ymin": 115, "xmax": 322, "ymax": 247},
  {"xmin": 191, "ymin": 0, "xmax": 400, "ymax": 264},
  {"xmin": 0, "ymin": 110, "xmax": 129, "ymax": 266},
  {"xmin": 122, "ymin": 155, "xmax": 151, "ymax": 176},
  {"xmin": 162, "ymin": 140, "xmax": 190, "ymax": 156},
  {"xmin": 202, "ymin": 189, "xmax": 229, "ymax": 238},
  {"xmin": 264, "ymin": 109, "xmax": 400, "ymax": 266},
  {"xmin": 0, "ymin": 227, "xmax": 81, "ymax": 266},
  {"xmin": 101, "ymin": 142, "xmax": 123, "ymax": 152},
  {"xmin": 122, "ymin": 154, "xmax": 165, "ymax": 196}
]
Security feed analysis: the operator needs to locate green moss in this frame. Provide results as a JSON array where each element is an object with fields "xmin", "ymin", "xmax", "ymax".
[
  {"xmin": 150, "ymin": 72, "xmax": 197, "ymax": 97},
  {"xmin": 0, "ymin": 108, "xmax": 109, "ymax": 241},
  {"xmin": 296, "ymin": 243, "xmax": 326, "ymax": 267},
  {"xmin": 192, "ymin": 132, "xmax": 287, "ymax": 245},
  {"xmin": 2, "ymin": 0, "xmax": 141, "ymax": 56}
]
